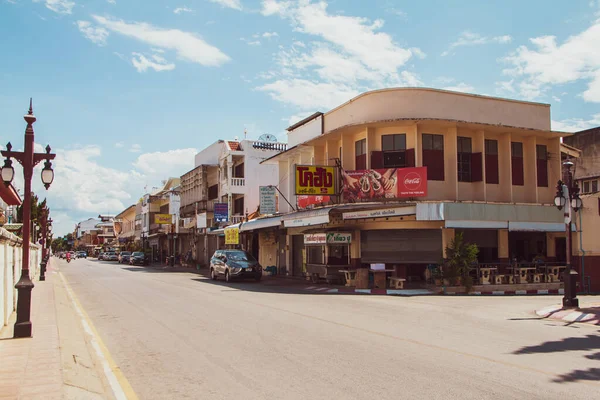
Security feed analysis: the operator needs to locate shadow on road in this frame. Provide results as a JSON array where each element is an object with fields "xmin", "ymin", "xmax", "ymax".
[
  {"xmin": 513, "ymin": 334, "xmax": 600, "ymax": 354},
  {"xmin": 552, "ymin": 368, "xmax": 600, "ymax": 383}
]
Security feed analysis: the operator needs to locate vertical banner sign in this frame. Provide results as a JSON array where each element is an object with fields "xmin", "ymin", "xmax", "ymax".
[
  {"xmin": 295, "ymin": 165, "xmax": 336, "ymax": 195},
  {"xmin": 214, "ymin": 203, "xmax": 229, "ymax": 223},
  {"xmin": 259, "ymin": 186, "xmax": 277, "ymax": 214},
  {"xmin": 225, "ymin": 227, "xmax": 239, "ymax": 245}
]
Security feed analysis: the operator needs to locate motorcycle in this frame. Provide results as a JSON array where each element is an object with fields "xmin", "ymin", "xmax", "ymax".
[{"xmin": 66, "ymin": 257, "xmax": 71, "ymax": 263}]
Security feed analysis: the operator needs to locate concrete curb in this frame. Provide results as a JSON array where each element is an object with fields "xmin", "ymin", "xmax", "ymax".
[
  {"xmin": 446, "ymin": 289, "xmax": 565, "ymax": 296},
  {"xmin": 535, "ymin": 303, "xmax": 600, "ymax": 326}
]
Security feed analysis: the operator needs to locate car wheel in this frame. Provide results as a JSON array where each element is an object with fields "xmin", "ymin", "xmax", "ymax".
[
  {"xmin": 225, "ymin": 270, "xmax": 231, "ymax": 283},
  {"xmin": 210, "ymin": 268, "xmax": 217, "ymax": 280}
]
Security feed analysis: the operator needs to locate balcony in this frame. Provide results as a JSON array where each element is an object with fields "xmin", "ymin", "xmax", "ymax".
[
  {"xmin": 231, "ymin": 177, "xmax": 245, "ymax": 187},
  {"xmin": 179, "ymin": 199, "xmax": 216, "ymax": 216},
  {"xmin": 231, "ymin": 214, "xmax": 245, "ymax": 224},
  {"xmin": 251, "ymin": 141, "xmax": 287, "ymax": 152}
]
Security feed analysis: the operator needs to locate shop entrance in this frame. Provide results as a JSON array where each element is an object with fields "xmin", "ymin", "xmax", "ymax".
[
  {"xmin": 509, "ymin": 232, "xmax": 546, "ymax": 263},
  {"xmin": 457, "ymin": 229, "xmax": 498, "ymax": 263},
  {"xmin": 292, "ymin": 235, "xmax": 304, "ymax": 276},
  {"xmin": 555, "ymin": 237, "xmax": 567, "ymax": 262}
]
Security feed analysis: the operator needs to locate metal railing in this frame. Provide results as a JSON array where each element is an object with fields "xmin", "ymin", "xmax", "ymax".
[{"xmin": 251, "ymin": 141, "xmax": 287, "ymax": 151}]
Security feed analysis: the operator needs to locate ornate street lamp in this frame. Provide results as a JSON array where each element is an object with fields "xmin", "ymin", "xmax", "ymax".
[
  {"xmin": 554, "ymin": 160, "xmax": 582, "ymax": 309},
  {"xmin": 1, "ymin": 100, "xmax": 56, "ymax": 338}
]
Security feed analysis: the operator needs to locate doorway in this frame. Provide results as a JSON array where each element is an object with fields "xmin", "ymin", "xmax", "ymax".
[
  {"xmin": 555, "ymin": 237, "xmax": 567, "ymax": 262},
  {"xmin": 292, "ymin": 235, "xmax": 304, "ymax": 277}
]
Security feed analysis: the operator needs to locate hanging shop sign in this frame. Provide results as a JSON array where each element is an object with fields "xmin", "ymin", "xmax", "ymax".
[
  {"xmin": 295, "ymin": 165, "xmax": 336, "ymax": 195},
  {"xmin": 224, "ymin": 227, "xmax": 239, "ymax": 245},
  {"xmin": 259, "ymin": 186, "xmax": 277, "ymax": 214},
  {"xmin": 304, "ymin": 232, "xmax": 352, "ymax": 245},
  {"xmin": 154, "ymin": 214, "xmax": 172, "ymax": 225},
  {"xmin": 214, "ymin": 203, "xmax": 229, "ymax": 223},
  {"xmin": 341, "ymin": 167, "xmax": 427, "ymax": 201},
  {"xmin": 342, "ymin": 206, "xmax": 416, "ymax": 220},
  {"xmin": 196, "ymin": 212, "xmax": 207, "ymax": 229},
  {"xmin": 297, "ymin": 195, "xmax": 331, "ymax": 209}
]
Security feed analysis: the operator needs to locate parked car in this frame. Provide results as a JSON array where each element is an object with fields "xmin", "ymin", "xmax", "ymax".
[
  {"xmin": 105, "ymin": 252, "xmax": 118, "ymax": 261},
  {"xmin": 210, "ymin": 250, "xmax": 262, "ymax": 282},
  {"xmin": 97, "ymin": 252, "xmax": 105, "ymax": 260},
  {"xmin": 119, "ymin": 251, "xmax": 132, "ymax": 264},
  {"xmin": 129, "ymin": 252, "xmax": 147, "ymax": 266}
]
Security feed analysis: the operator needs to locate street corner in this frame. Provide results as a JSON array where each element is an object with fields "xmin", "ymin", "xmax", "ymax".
[{"xmin": 536, "ymin": 302, "xmax": 600, "ymax": 326}]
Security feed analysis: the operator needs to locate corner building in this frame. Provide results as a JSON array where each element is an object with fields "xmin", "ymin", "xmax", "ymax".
[{"xmin": 264, "ymin": 88, "xmax": 572, "ymax": 283}]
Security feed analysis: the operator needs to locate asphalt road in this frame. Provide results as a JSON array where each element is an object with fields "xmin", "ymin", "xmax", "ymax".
[{"xmin": 58, "ymin": 258, "xmax": 600, "ymax": 400}]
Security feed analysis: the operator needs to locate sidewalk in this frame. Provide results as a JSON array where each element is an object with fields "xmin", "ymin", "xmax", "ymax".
[
  {"xmin": 0, "ymin": 260, "xmax": 124, "ymax": 399},
  {"xmin": 536, "ymin": 300, "xmax": 600, "ymax": 326}
]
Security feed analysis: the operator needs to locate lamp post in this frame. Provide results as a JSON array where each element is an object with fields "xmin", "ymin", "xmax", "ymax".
[
  {"xmin": 1, "ymin": 100, "xmax": 56, "ymax": 338},
  {"xmin": 553, "ymin": 160, "xmax": 582, "ymax": 309},
  {"xmin": 38, "ymin": 204, "xmax": 49, "ymax": 281}
]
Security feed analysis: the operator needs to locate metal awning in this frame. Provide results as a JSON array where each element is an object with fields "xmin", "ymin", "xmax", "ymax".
[
  {"xmin": 207, "ymin": 228, "xmax": 224, "ymax": 236},
  {"xmin": 508, "ymin": 222, "xmax": 576, "ymax": 232},
  {"xmin": 239, "ymin": 216, "xmax": 282, "ymax": 232},
  {"xmin": 283, "ymin": 207, "xmax": 333, "ymax": 228}
]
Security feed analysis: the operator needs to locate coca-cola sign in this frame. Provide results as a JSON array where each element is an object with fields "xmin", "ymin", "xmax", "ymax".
[{"xmin": 342, "ymin": 167, "xmax": 427, "ymax": 200}]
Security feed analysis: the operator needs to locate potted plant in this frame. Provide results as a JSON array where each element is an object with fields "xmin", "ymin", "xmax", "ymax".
[{"xmin": 443, "ymin": 233, "xmax": 479, "ymax": 292}]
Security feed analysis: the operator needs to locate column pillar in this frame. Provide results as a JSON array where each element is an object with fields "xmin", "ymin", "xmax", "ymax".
[
  {"xmin": 498, "ymin": 229, "xmax": 509, "ymax": 262},
  {"xmin": 442, "ymin": 228, "xmax": 455, "ymax": 258}
]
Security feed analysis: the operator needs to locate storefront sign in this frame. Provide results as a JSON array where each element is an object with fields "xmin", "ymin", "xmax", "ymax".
[
  {"xmin": 304, "ymin": 232, "xmax": 352, "ymax": 245},
  {"xmin": 154, "ymin": 214, "xmax": 172, "ymax": 225},
  {"xmin": 169, "ymin": 193, "xmax": 181, "ymax": 216},
  {"xmin": 342, "ymin": 167, "xmax": 427, "ymax": 200},
  {"xmin": 295, "ymin": 165, "xmax": 336, "ymax": 195},
  {"xmin": 224, "ymin": 227, "xmax": 239, "ymax": 245},
  {"xmin": 304, "ymin": 233, "xmax": 326, "ymax": 245},
  {"xmin": 284, "ymin": 214, "xmax": 330, "ymax": 228},
  {"xmin": 326, "ymin": 232, "xmax": 351, "ymax": 244},
  {"xmin": 214, "ymin": 203, "xmax": 229, "ymax": 222},
  {"xmin": 196, "ymin": 212, "xmax": 207, "ymax": 229},
  {"xmin": 297, "ymin": 195, "xmax": 331, "ymax": 209},
  {"xmin": 259, "ymin": 186, "xmax": 277, "ymax": 214},
  {"xmin": 342, "ymin": 206, "xmax": 416, "ymax": 220}
]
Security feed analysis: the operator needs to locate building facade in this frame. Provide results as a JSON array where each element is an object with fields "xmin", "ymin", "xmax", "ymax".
[
  {"xmin": 114, "ymin": 205, "xmax": 136, "ymax": 250},
  {"xmin": 257, "ymin": 88, "xmax": 571, "ymax": 284}
]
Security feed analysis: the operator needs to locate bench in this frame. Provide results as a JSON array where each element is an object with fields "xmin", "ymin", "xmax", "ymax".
[
  {"xmin": 493, "ymin": 275, "xmax": 505, "ymax": 285},
  {"xmin": 388, "ymin": 277, "xmax": 406, "ymax": 289},
  {"xmin": 531, "ymin": 273, "xmax": 543, "ymax": 284}
]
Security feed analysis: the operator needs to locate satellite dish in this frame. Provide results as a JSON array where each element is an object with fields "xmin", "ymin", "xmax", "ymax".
[{"xmin": 258, "ymin": 133, "xmax": 277, "ymax": 142}]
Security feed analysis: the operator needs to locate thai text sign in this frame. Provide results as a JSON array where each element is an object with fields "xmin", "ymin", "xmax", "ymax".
[
  {"xmin": 297, "ymin": 195, "xmax": 330, "ymax": 209},
  {"xmin": 304, "ymin": 232, "xmax": 352, "ymax": 245},
  {"xmin": 304, "ymin": 233, "xmax": 327, "ymax": 245},
  {"xmin": 342, "ymin": 206, "xmax": 416, "ymax": 220},
  {"xmin": 259, "ymin": 186, "xmax": 277, "ymax": 214},
  {"xmin": 295, "ymin": 165, "xmax": 336, "ymax": 195},
  {"xmin": 154, "ymin": 214, "xmax": 172, "ymax": 225},
  {"xmin": 341, "ymin": 167, "xmax": 427, "ymax": 200},
  {"xmin": 214, "ymin": 203, "xmax": 229, "ymax": 223},
  {"xmin": 225, "ymin": 227, "xmax": 239, "ymax": 245}
]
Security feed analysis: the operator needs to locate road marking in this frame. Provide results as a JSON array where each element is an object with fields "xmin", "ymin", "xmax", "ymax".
[{"xmin": 59, "ymin": 272, "xmax": 139, "ymax": 400}]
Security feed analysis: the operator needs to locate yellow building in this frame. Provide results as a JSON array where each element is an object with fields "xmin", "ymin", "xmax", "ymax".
[{"xmin": 259, "ymin": 88, "xmax": 572, "ymax": 286}]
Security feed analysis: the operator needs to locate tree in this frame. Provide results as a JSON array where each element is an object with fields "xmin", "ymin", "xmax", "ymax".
[{"xmin": 443, "ymin": 232, "xmax": 479, "ymax": 291}]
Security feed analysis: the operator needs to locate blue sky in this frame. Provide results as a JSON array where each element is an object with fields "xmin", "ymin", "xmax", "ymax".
[{"xmin": 1, "ymin": 0, "xmax": 600, "ymax": 235}]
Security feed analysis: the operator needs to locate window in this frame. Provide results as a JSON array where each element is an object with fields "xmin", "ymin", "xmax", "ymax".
[
  {"xmin": 355, "ymin": 139, "xmax": 366, "ymax": 170},
  {"xmin": 457, "ymin": 137, "xmax": 472, "ymax": 182},
  {"xmin": 233, "ymin": 197, "xmax": 244, "ymax": 215},
  {"xmin": 485, "ymin": 139, "xmax": 499, "ymax": 184},
  {"xmin": 306, "ymin": 245, "xmax": 324, "ymax": 265},
  {"xmin": 583, "ymin": 181, "xmax": 590, "ymax": 193},
  {"xmin": 422, "ymin": 134, "xmax": 445, "ymax": 181},
  {"xmin": 511, "ymin": 142, "xmax": 524, "ymax": 186},
  {"xmin": 536, "ymin": 145, "xmax": 548, "ymax": 187},
  {"xmin": 234, "ymin": 163, "xmax": 244, "ymax": 178},
  {"xmin": 208, "ymin": 184, "xmax": 218, "ymax": 200},
  {"xmin": 382, "ymin": 134, "xmax": 406, "ymax": 168},
  {"xmin": 593, "ymin": 180, "xmax": 599, "ymax": 193}
]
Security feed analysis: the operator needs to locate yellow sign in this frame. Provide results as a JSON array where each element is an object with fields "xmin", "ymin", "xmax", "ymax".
[
  {"xmin": 225, "ymin": 227, "xmax": 239, "ymax": 245},
  {"xmin": 295, "ymin": 165, "xmax": 336, "ymax": 195},
  {"xmin": 154, "ymin": 214, "xmax": 172, "ymax": 225}
]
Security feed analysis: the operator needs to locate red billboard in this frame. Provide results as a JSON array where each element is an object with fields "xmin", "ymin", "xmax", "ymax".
[
  {"xmin": 297, "ymin": 195, "xmax": 331, "ymax": 209},
  {"xmin": 342, "ymin": 167, "xmax": 427, "ymax": 201}
]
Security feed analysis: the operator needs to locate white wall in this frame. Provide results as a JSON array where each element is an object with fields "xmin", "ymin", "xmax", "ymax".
[
  {"xmin": 240, "ymin": 141, "xmax": 281, "ymax": 213},
  {"xmin": 195, "ymin": 141, "xmax": 223, "ymax": 167},
  {"xmin": 0, "ymin": 228, "xmax": 41, "ymax": 329},
  {"xmin": 288, "ymin": 115, "xmax": 323, "ymax": 147}
]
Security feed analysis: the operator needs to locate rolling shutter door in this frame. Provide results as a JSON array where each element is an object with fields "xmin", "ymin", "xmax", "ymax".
[{"xmin": 361, "ymin": 230, "xmax": 442, "ymax": 264}]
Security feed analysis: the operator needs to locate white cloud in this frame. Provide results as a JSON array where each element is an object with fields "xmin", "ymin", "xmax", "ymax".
[
  {"xmin": 257, "ymin": 0, "xmax": 422, "ymax": 110},
  {"xmin": 503, "ymin": 18, "xmax": 600, "ymax": 102},
  {"xmin": 442, "ymin": 31, "xmax": 512, "ymax": 56},
  {"xmin": 76, "ymin": 21, "xmax": 109, "ymax": 46},
  {"xmin": 552, "ymin": 95, "xmax": 562, "ymax": 103},
  {"xmin": 208, "ymin": 0, "xmax": 242, "ymax": 11},
  {"xmin": 174, "ymin": 6, "xmax": 194, "ymax": 14},
  {"xmin": 131, "ymin": 53, "xmax": 176, "ymax": 72},
  {"xmin": 107, "ymin": 0, "xmax": 116, "ymax": 4},
  {"xmin": 551, "ymin": 113, "xmax": 600, "ymax": 132},
  {"xmin": 287, "ymin": 111, "xmax": 315, "ymax": 126},
  {"xmin": 33, "ymin": 0, "xmax": 75, "ymax": 15},
  {"xmin": 443, "ymin": 82, "xmax": 475, "ymax": 93},
  {"xmin": 247, "ymin": 40, "xmax": 261, "ymax": 46},
  {"xmin": 129, "ymin": 143, "xmax": 142, "ymax": 153},
  {"xmin": 92, "ymin": 15, "xmax": 230, "ymax": 67},
  {"xmin": 115, "ymin": 142, "xmax": 124, "ymax": 148},
  {"xmin": 262, "ymin": 31, "xmax": 278, "ymax": 38},
  {"xmin": 495, "ymin": 79, "xmax": 516, "ymax": 94},
  {"xmin": 132, "ymin": 148, "xmax": 197, "ymax": 175}
]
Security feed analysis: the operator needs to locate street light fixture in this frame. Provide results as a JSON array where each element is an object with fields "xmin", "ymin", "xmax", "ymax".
[
  {"xmin": 1, "ymin": 100, "xmax": 56, "ymax": 338},
  {"xmin": 554, "ymin": 160, "xmax": 582, "ymax": 309}
]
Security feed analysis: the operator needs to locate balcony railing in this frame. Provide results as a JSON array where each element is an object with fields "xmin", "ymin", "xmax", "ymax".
[
  {"xmin": 252, "ymin": 141, "xmax": 287, "ymax": 152},
  {"xmin": 231, "ymin": 214, "xmax": 244, "ymax": 224},
  {"xmin": 231, "ymin": 177, "xmax": 245, "ymax": 187}
]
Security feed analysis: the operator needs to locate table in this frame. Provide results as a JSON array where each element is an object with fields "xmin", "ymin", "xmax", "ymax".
[
  {"xmin": 478, "ymin": 267, "xmax": 497, "ymax": 285},
  {"xmin": 508, "ymin": 267, "xmax": 538, "ymax": 284},
  {"xmin": 339, "ymin": 270, "xmax": 357, "ymax": 287},
  {"xmin": 369, "ymin": 269, "xmax": 395, "ymax": 289},
  {"xmin": 546, "ymin": 266, "xmax": 566, "ymax": 283}
]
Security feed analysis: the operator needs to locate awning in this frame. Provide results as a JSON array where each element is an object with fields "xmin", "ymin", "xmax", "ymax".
[
  {"xmin": 207, "ymin": 228, "xmax": 225, "ymax": 236},
  {"xmin": 0, "ymin": 183, "xmax": 21, "ymax": 206},
  {"xmin": 118, "ymin": 231, "xmax": 136, "ymax": 239},
  {"xmin": 508, "ymin": 222, "xmax": 576, "ymax": 232},
  {"xmin": 445, "ymin": 220, "xmax": 509, "ymax": 229},
  {"xmin": 283, "ymin": 207, "xmax": 333, "ymax": 228},
  {"xmin": 239, "ymin": 216, "xmax": 282, "ymax": 232}
]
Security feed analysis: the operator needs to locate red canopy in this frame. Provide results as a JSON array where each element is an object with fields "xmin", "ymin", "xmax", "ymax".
[{"xmin": 0, "ymin": 183, "xmax": 22, "ymax": 206}]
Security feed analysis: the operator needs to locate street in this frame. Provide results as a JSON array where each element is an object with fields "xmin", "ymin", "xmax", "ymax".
[{"xmin": 59, "ymin": 258, "xmax": 599, "ymax": 400}]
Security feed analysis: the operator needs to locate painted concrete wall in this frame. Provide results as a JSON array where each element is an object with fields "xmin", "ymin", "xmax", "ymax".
[
  {"xmin": 288, "ymin": 115, "xmax": 322, "ymax": 147},
  {"xmin": 324, "ymin": 88, "xmax": 551, "ymax": 133},
  {"xmin": 194, "ymin": 141, "xmax": 223, "ymax": 167}
]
